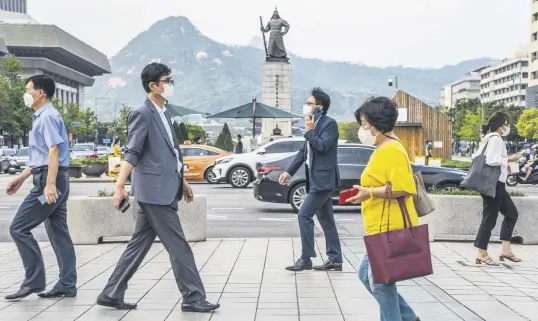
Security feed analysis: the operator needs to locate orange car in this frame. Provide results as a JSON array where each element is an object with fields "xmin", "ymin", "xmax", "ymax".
[{"xmin": 180, "ymin": 144, "xmax": 232, "ymax": 183}]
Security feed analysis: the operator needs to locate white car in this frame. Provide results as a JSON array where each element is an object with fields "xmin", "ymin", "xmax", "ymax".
[{"xmin": 212, "ymin": 137, "xmax": 305, "ymax": 188}]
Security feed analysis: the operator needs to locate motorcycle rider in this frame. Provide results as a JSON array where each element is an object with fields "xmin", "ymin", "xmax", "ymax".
[{"xmin": 523, "ymin": 145, "xmax": 538, "ymax": 182}]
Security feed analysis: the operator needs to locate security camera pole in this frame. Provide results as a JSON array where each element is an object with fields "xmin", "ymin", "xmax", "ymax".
[{"xmin": 388, "ymin": 75, "xmax": 398, "ymax": 90}]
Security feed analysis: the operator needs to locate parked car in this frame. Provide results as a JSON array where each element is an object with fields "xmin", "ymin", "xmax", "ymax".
[
  {"xmin": 253, "ymin": 144, "xmax": 468, "ymax": 212},
  {"xmin": 0, "ymin": 148, "xmax": 16, "ymax": 173},
  {"xmin": 71, "ymin": 143, "xmax": 96, "ymax": 159},
  {"xmin": 96, "ymin": 145, "xmax": 110, "ymax": 158},
  {"xmin": 212, "ymin": 137, "xmax": 305, "ymax": 188},
  {"xmin": 8, "ymin": 147, "xmax": 30, "ymax": 175},
  {"xmin": 180, "ymin": 144, "xmax": 232, "ymax": 183}
]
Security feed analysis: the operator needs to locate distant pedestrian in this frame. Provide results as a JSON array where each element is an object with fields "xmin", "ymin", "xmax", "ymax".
[
  {"xmin": 346, "ymin": 97, "xmax": 420, "ymax": 321},
  {"xmin": 474, "ymin": 112, "xmax": 523, "ymax": 265},
  {"xmin": 97, "ymin": 63, "xmax": 219, "ymax": 312},
  {"xmin": 5, "ymin": 75, "xmax": 77, "ymax": 300},
  {"xmin": 425, "ymin": 140, "xmax": 433, "ymax": 165},
  {"xmin": 235, "ymin": 135, "xmax": 244, "ymax": 154},
  {"xmin": 113, "ymin": 138, "xmax": 121, "ymax": 157}
]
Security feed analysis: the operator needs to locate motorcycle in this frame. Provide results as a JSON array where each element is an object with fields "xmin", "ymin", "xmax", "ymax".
[{"xmin": 506, "ymin": 156, "xmax": 538, "ymax": 187}]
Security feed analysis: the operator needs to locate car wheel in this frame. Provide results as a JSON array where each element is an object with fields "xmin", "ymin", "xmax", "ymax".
[
  {"xmin": 228, "ymin": 166, "xmax": 251, "ymax": 188},
  {"xmin": 438, "ymin": 183, "xmax": 459, "ymax": 191},
  {"xmin": 290, "ymin": 183, "xmax": 307, "ymax": 213},
  {"xmin": 205, "ymin": 167, "xmax": 219, "ymax": 184},
  {"xmin": 506, "ymin": 175, "xmax": 518, "ymax": 187}
]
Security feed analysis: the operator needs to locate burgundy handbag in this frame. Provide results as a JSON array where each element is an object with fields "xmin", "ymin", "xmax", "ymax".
[{"xmin": 363, "ymin": 184, "xmax": 433, "ymax": 284}]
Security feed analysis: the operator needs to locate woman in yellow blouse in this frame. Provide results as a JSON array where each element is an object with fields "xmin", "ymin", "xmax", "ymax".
[{"xmin": 346, "ymin": 97, "xmax": 420, "ymax": 321}]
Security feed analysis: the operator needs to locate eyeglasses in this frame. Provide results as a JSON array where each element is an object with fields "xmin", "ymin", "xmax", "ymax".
[
  {"xmin": 305, "ymin": 101, "xmax": 317, "ymax": 106},
  {"xmin": 156, "ymin": 79, "xmax": 174, "ymax": 86}
]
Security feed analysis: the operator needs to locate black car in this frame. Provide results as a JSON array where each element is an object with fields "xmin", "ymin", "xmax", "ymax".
[{"xmin": 253, "ymin": 144, "xmax": 468, "ymax": 212}]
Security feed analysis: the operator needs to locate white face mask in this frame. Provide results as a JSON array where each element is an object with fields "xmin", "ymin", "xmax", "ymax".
[
  {"xmin": 358, "ymin": 126, "xmax": 378, "ymax": 146},
  {"xmin": 23, "ymin": 93, "xmax": 34, "ymax": 108},
  {"xmin": 160, "ymin": 84, "xmax": 174, "ymax": 99},
  {"xmin": 303, "ymin": 104, "xmax": 312, "ymax": 117},
  {"xmin": 501, "ymin": 126, "xmax": 510, "ymax": 137}
]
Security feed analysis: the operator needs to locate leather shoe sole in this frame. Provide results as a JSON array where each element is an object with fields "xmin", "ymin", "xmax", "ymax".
[
  {"xmin": 38, "ymin": 291, "xmax": 76, "ymax": 299},
  {"xmin": 181, "ymin": 304, "xmax": 220, "ymax": 313},
  {"xmin": 5, "ymin": 288, "xmax": 44, "ymax": 300},
  {"xmin": 313, "ymin": 265, "xmax": 343, "ymax": 271}
]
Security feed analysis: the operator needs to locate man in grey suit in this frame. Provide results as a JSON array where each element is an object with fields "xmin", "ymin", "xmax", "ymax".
[{"xmin": 96, "ymin": 63, "xmax": 219, "ymax": 313}]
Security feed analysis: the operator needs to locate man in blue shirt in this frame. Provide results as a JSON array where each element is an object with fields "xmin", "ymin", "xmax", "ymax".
[{"xmin": 4, "ymin": 75, "xmax": 77, "ymax": 300}]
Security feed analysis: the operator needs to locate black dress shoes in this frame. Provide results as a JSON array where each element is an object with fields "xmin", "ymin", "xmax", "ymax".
[
  {"xmin": 181, "ymin": 300, "xmax": 220, "ymax": 312},
  {"xmin": 5, "ymin": 287, "xmax": 44, "ymax": 300},
  {"xmin": 96, "ymin": 294, "xmax": 137, "ymax": 310},
  {"xmin": 313, "ymin": 260, "xmax": 343, "ymax": 271},
  {"xmin": 38, "ymin": 289, "xmax": 76, "ymax": 299},
  {"xmin": 285, "ymin": 258, "xmax": 313, "ymax": 272}
]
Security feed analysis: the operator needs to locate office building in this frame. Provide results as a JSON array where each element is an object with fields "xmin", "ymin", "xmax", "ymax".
[
  {"xmin": 439, "ymin": 72, "xmax": 481, "ymax": 108},
  {"xmin": 527, "ymin": 0, "xmax": 538, "ymax": 107},
  {"xmin": 479, "ymin": 51, "xmax": 529, "ymax": 108}
]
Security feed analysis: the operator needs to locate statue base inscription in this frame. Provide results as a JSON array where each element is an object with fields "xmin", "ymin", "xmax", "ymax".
[{"xmin": 261, "ymin": 60, "xmax": 292, "ymax": 144}]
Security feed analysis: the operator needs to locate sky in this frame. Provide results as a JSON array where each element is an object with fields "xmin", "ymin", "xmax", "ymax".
[{"xmin": 27, "ymin": 0, "xmax": 529, "ymax": 68}]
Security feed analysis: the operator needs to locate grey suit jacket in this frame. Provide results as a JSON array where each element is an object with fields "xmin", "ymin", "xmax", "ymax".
[{"xmin": 124, "ymin": 99, "xmax": 184, "ymax": 205}]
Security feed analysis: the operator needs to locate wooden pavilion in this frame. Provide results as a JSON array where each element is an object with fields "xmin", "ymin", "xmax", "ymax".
[{"xmin": 391, "ymin": 90, "xmax": 452, "ymax": 162}]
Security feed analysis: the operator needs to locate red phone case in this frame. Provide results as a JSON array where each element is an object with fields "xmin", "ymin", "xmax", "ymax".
[{"xmin": 339, "ymin": 188, "xmax": 359, "ymax": 205}]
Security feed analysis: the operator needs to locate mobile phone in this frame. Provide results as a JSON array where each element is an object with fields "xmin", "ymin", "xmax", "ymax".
[
  {"xmin": 118, "ymin": 198, "xmax": 130, "ymax": 213},
  {"xmin": 38, "ymin": 190, "xmax": 62, "ymax": 205},
  {"xmin": 339, "ymin": 188, "xmax": 358, "ymax": 205}
]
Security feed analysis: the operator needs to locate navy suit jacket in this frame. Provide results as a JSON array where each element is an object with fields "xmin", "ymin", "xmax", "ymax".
[{"xmin": 286, "ymin": 114, "xmax": 341, "ymax": 192}]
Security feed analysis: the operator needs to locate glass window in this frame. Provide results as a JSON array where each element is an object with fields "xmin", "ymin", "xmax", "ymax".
[
  {"xmin": 289, "ymin": 141, "xmax": 305, "ymax": 151},
  {"xmin": 356, "ymin": 147, "xmax": 374, "ymax": 165},
  {"xmin": 265, "ymin": 141, "xmax": 292, "ymax": 153},
  {"xmin": 183, "ymin": 148, "xmax": 210, "ymax": 156},
  {"xmin": 337, "ymin": 148, "xmax": 358, "ymax": 164},
  {"xmin": 16, "ymin": 148, "xmax": 29, "ymax": 157}
]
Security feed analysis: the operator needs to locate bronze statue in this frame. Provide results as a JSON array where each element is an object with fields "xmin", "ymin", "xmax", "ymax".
[
  {"xmin": 272, "ymin": 124, "xmax": 282, "ymax": 136},
  {"xmin": 260, "ymin": 7, "xmax": 290, "ymax": 60}
]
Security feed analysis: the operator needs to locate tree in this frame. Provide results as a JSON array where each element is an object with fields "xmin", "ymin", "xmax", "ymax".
[
  {"xmin": 116, "ymin": 105, "xmax": 132, "ymax": 143},
  {"xmin": 173, "ymin": 121, "xmax": 184, "ymax": 143},
  {"xmin": 185, "ymin": 124, "xmax": 206, "ymax": 143},
  {"xmin": 338, "ymin": 121, "xmax": 360, "ymax": 143},
  {"xmin": 179, "ymin": 122, "xmax": 189, "ymax": 142},
  {"xmin": 215, "ymin": 123, "xmax": 234, "ymax": 151},
  {"xmin": 458, "ymin": 110, "xmax": 481, "ymax": 143},
  {"xmin": 516, "ymin": 108, "xmax": 538, "ymax": 140}
]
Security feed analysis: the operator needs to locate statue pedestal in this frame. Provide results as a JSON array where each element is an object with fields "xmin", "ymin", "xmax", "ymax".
[{"xmin": 261, "ymin": 60, "xmax": 292, "ymax": 144}]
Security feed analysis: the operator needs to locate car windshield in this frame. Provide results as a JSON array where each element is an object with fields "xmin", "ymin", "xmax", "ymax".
[
  {"xmin": 16, "ymin": 148, "xmax": 28, "ymax": 157},
  {"xmin": 3, "ymin": 149, "xmax": 15, "ymax": 156},
  {"xmin": 73, "ymin": 145, "xmax": 93, "ymax": 151}
]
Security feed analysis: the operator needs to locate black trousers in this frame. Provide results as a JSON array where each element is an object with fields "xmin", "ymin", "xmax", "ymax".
[{"xmin": 474, "ymin": 181, "xmax": 518, "ymax": 250}]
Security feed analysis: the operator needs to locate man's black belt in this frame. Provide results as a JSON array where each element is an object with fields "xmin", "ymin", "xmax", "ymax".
[{"xmin": 31, "ymin": 166, "xmax": 68, "ymax": 174}]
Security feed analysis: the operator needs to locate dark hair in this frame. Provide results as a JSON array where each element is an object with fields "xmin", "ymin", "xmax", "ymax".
[
  {"xmin": 354, "ymin": 96, "xmax": 398, "ymax": 133},
  {"xmin": 26, "ymin": 75, "xmax": 55, "ymax": 99},
  {"xmin": 481, "ymin": 111, "xmax": 509, "ymax": 136},
  {"xmin": 141, "ymin": 63, "xmax": 171, "ymax": 93},
  {"xmin": 311, "ymin": 87, "xmax": 331, "ymax": 113},
  {"xmin": 237, "ymin": 135, "xmax": 242, "ymax": 139},
  {"xmin": 114, "ymin": 138, "xmax": 120, "ymax": 144},
  {"xmin": 426, "ymin": 140, "xmax": 431, "ymax": 144}
]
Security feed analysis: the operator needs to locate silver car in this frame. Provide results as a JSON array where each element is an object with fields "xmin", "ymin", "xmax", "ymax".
[
  {"xmin": 0, "ymin": 148, "xmax": 16, "ymax": 173},
  {"xmin": 8, "ymin": 147, "xmax": 30, "ymax": 175},
  {"xmin": 72, "ymin": 143, "xmax": 96, "ymax": 159},
  {"xmin": 96, "ymin": 146, "xmax": 110, "ymax": 158}
]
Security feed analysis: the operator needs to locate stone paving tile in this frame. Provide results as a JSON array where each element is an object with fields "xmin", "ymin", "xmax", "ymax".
[{"xmin": 0, "ymin": 238, "xmax": 535, "ymax": 320}]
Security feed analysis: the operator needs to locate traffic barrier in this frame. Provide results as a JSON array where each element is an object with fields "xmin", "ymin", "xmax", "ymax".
[
  {"xmin": 67, "ymin": 195, "xmax": 207, "ymax": 244},
  {"xmin": 420, "ymin": 195, "xmax": 538, "ymax": 244}
]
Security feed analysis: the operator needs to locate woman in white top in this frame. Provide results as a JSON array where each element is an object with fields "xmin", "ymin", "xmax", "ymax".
[{"xmin": 474, "ymin": 112, "xmax": 523, "ymax": 265}]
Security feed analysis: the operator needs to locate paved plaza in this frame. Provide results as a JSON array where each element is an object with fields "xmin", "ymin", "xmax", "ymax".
[{"xmin": 0, "ymin": 238, "xmax": 536, "ymax": 320}]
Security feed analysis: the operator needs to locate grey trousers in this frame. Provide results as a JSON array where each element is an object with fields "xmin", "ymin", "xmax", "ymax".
[
  {"xmin": 298, "ymin": 189, "xmax": 343, "ymax": 263},
  {"xmin": 10, "ymin": 170, "xmax": 77, "ymax": 294},
  {"xmin": 101, "ymin": 199, "xmax": 206, "ymax": 303}
]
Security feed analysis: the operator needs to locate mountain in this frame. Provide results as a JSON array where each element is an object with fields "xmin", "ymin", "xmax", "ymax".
[{"xmin": 85, "ymin": 16, "xmax": 495, "ymax": 122}]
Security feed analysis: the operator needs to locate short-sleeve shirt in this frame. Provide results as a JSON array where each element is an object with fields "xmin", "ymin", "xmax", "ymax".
[
  {"xmin": 28, "ymin": 102, "xmax": 70, "ymax": 168},
  {"xmin": 360, "ymin": 140, "xmax": 418, "ymax": 236}
]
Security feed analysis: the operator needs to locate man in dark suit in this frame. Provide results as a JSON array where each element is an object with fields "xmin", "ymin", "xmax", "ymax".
[
  {"xmin": 96, "ymin": 63, "xmax": 219, "ymax": 313},
  {"xmin": 279, "ymin": 87, "xmax": 343, "ymax": 272}
]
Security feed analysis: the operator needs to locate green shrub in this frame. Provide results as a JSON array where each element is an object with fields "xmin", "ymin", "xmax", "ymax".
[
  {"xmin": 430, "ymin": 187, "xmax": 523, "ymax": 197},
  {"xmin": 97, "ymin": 189, "xmax": 114, "ymax": 197},
  {"xmin": 70, "ymin": 159, "xmax": 83, "ymax": 166},
  {"xmin": 442, "ymin": 159, "xmax": 472, "ymax": 169},
  {"xmin": 79, "ymin": 157, "xmax": 108, "ymax": 165}
]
